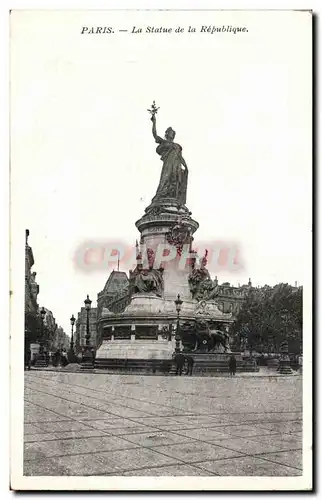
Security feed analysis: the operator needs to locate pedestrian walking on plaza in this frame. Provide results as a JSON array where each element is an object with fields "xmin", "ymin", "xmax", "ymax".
[
  {"xmin": 52, "ymin": 350, "xmax": 59, "ymax": 367},
  {"xmin": 25, "ymin": 348, "xmax": 31, "ymax": 371},
  {"xmin": 91, "ymin": 348, "xmax": 96, "ymax": 368},
  {"xmin": 185, "ymin": 355, "xmax": 194, "ymax": 376},
  {"xmin": 298, "ymin": 354, "xmax": 303, "ymax": 374},
  {"xmin": 229, "ymin": 354, "xmax": 237, "ymax": 376},
  {"xmin": 175, "ymin": 352, "xmax": 185, "ymax": 376},
  {"xmin": 61, "ymin": 349, "xmax": 69, "ymax": 367}
]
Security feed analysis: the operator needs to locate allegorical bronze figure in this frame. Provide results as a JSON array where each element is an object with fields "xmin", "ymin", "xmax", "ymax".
[{"xmin": 148, "ymin": 102, "xmax": 188, "ymax": 205}]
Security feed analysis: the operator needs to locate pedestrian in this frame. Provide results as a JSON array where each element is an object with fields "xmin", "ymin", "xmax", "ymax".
[
  {"xmin": 298, "ymin": 354, "xmax": 303, "ymax": 373},
  {"xmin": 61, "ymin": 349, "xmax": 69, "ymax": 367},
  {"xmin": 91, "ymin": 348, "xmax": 96, "ymax": 368},
  {"xmin": 52, "ymin": 350, "xmax": 59, "ymax": 367},
  {"xmin": 25, "ymin": 348, "xmax": 31, "ymax": 371},
  {"xmin": 175, "ymin": 352, "xmax": 185, "ymax": 376},
  {"xmin": 185, "ymin": 355, "xmax": 194, "ymax": 376},
  {"xmin": 31, "ymin": 353, "xmax": 37, "ymax": 366},
  {"xmin": 228, "ymin": 354, "xmax": 237, "ymax": 376}
]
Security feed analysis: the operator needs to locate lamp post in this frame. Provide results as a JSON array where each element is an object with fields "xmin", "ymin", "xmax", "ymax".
[
  {"xmin": 241, "ymin": 326, "xmax": 249, "ymax": 354},
  {"xmin": 174, "ymin": 294, "xmax": 183, "ymax": 353},
  {"xmin": 68, "ymin": 314, "xmax": 76, "ymax": 362},
  {"xmin": 70, "ymin": 314, "xmax": 76, "ymax": 350},
  {"xmin": 35, "ymin": 306, "xmax": 47, "ymax": 367},
  {"xmin": 277, "ymin": 316, "xmax": 293, "ymax": 374},
  {"xmin": 81, "ymin": 295, "xmax": 93, "ymax": 369},
  {"xmin": 40, "ymin": 306, "xmax": 46, "ymax": 346},
  {"xmin": 84, "ymin": 295, "xmax": 92, "ymax": 345}
]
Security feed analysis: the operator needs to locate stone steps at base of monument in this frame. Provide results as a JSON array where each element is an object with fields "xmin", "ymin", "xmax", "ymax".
[
  {"xmin": 193, "ymin": 365, "xmax": 258, "ymax": 373},
  {"xmin": 80, "ymin": 362, "xmax": 95, "ymax": 371},
  {"xmin": 187, "ymin": 354, "xmax": 243, "ymax": 361},
  {"xmin": 95, "ymin": 358, "xmax": 172, "ymax": 373},
  {"xmin": 191, "ymin": 362, "xmax": 258, "ymax": 373},
  {"xmin": 95, "ymin": 359, "xmax": 258, "ymax": 373},
  {"xmin": 277, "ymin": 364, "xmax": 294, "ymax": 375}
]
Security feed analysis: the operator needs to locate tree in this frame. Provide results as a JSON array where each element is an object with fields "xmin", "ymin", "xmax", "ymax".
[
  {"xmin": 24, "ymin": 311, "xmax": 41, "ymax": 345},
  {"xmin": 231, "ymin": 283, "xmax": 302, "ymax": 353}
]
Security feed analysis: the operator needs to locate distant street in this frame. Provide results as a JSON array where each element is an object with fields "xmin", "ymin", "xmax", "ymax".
[{"xmin": 23, "ymin": 371, "xmax": 302, "ymax": 476}]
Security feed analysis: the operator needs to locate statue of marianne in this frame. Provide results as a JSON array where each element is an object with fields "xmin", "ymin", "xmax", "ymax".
[{"xmin": 149, "ymin": 104, "xmax": 188, "ymax": 206}]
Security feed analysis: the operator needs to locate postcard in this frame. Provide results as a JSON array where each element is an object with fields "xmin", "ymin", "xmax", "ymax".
[{"xmin": 10, "ymin": 9, "xmax": 312, "ymax": 491}]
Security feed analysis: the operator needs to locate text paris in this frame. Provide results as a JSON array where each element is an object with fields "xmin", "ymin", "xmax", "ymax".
[{"xmin": 81, "ymin": 26, "xmax": 114, "ymax": 34}]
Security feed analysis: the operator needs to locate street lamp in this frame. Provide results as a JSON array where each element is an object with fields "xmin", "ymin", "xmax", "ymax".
[
  {"xmin": 81, "ymin": 295, "xmax": 93, "ymax": 369},
  {"xmin": 70, "ymin": 314, "xmax": 76, "ymax": 350},
  {"xmin": 240, "ymin": 326, "xmax": 249, "ymax": 353},
  {"xmin": 40, "ymin": 306, "xmax": 46, "ymax": 354},
  {"xmin": 40, "ymin": 305, "xmax": 46, "ymax": 336},
  {"xmin": 68, "ymin": 314, "xmax": 76, "ymax": 363},
  {"xmin": 174, "ymin": 294, "xmax": 183, "ymax": 352},
  {"xmin": 35, "ymin": 306, "xmax": 47, "ymax": 367},
  {"xmin": 84, "ymin": 295, "xmax": 92, "ymax": 346},
  {"xmin": 277, "ymin": 314, "xmax": 293, "ymax": 374}
]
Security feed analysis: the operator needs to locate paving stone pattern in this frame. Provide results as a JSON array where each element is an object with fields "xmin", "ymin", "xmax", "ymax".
[{"xmin": 24, "ymin": 371, "xmax": 302, "ymax": 476}]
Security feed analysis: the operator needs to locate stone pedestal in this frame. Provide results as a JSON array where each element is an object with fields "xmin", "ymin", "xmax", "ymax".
[
  {"xmin": 96, "ymin": 294, "xmax": 233, "ymax": 366},
  {"xmin": 278, "ymin": 341, "xmax": 293, "ymax": 374},
  {"xmin": 68, "ymin": 349, "xmax": 77, "ymax": 363},
  {"xmin": 34, "ymin": 346, "xmax": 48, "ymax": 368},
  {"xmin": 80, "ymin": 346, "xmax": 94, "ymax": 371},
  {"xmin": 34, "ymin": 354, "xmax": 48, "ymax": 368},
  {"xmin": 135, "ymin": 205, "xmax": 199, "ymax": 302},
  {"xmin": 95, "ymin": 338, "xmax": 174, "ymax": 372},
  {"xmin": 96, "ymin": 338, "xmax": 174, "ymax": 361}
]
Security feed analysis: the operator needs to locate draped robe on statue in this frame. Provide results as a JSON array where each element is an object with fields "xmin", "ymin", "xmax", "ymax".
[{"xmin": 152, "ymin": 139, "xmax": 188, "ymax": 205}]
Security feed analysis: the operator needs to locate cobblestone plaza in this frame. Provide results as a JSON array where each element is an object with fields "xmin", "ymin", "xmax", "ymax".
[{"xmin": 24, "ymin": 371, "xmax": 302, "ymax": 477}]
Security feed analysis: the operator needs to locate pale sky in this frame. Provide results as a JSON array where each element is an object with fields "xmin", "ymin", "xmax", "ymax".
[{"xmin": 10, "ymin": 10, "xmax": 312, "ymax": 335}]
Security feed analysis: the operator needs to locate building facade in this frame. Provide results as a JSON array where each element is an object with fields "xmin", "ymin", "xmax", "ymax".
[
  {"xmin": 25, "ymin": 230, "xmax": 39, "ymax": 316},
  {"xmin": 97, "ymin": 271, "xmax": 129, "ymax": 317},
  {"xmin": 25, "ymin": 229, "xmax": 69, "ymax": 356},
  {"xmin": 51, "ymin": 325, "xmax": 70, "ymax": 351},
  {"xmin": 25, "ymin": 229, "xmax": 40, "ymax": 348},
  {"xmin": 216, "ymin": 279, "xmax": 252, "ymax": 316}
]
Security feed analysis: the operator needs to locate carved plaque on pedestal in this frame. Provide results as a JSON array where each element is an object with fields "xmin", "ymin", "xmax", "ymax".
[
  {"xmin": 135, "ymin": 325, "xmax": 158, "ymax": 340},
  {"xmin": 114, "ymin": 326, "xmax": 131, "ymax": 339}
]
